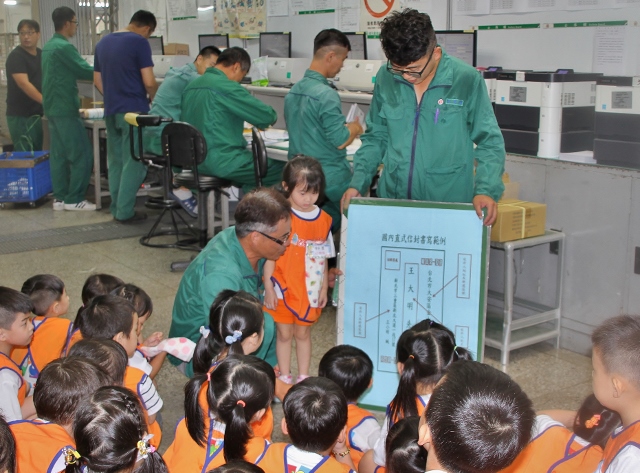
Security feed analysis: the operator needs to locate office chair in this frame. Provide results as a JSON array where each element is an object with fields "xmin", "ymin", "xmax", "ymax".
[{"xmin": 251, "ymin": 126, "xmax": 269, "ymax": 187}]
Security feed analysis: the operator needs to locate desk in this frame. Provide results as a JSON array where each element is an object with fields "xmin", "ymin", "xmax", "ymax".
[
  {"xmin": 265, "ymin": 138, "xmax": 361, "ymax": 163},
  {"xmin": 83, "ymin": 118, "xmax": 108, "ymax": 210}
]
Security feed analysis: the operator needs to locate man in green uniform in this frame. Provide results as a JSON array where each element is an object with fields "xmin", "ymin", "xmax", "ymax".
[
  {"xmin": 181, "ymin": 47, "xmax": 284, "ymax": 191},
  {"xmin": 168, "ymin": 188, "xmax": 291, "ymax": 377},
  {"xmin": 42, "ymin": 7, "xmax": 96, "ymax": 211},
  {"xmin": 285, "ymin": 29, "xmax": 363, "ymax": 228},
  {"xmin": 341, "ymin": 9, "xmax": 505, "ymax": 226}
]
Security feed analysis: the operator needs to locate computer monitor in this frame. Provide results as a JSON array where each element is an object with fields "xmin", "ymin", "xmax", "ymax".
[
  {"xmin": 259, "ymin": 32, "xmax": 291, "ymax": 58},
  {"xmin": 148, "ymin": 36, "xmax": 164, "ymax": 55},
  {"xmin": 198, "ymin": 34, "xmax": 229, "ymax": 51},
  {"xmin": 435, "ymin": 30, "xmax": 477, "ymax": 67},
  {"xmin": 344, "ymin": 32, "xmax": 367, "ymax": 60}
]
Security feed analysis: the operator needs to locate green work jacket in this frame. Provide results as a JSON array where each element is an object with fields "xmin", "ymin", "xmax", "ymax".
[
  {"xmin": 41, "ymin": 33, "xmax": 94, "ymax": 118},
  {"xmin": 285, "ymin": 70, "xmax": 351, "ymax": 202},
  {"xmin": 181, "ymin": 67, "xmax": 277, "ymax": 177},
  {"xmin": 350, "ymin": 51, "xmax": 505, "ymax": 203}
]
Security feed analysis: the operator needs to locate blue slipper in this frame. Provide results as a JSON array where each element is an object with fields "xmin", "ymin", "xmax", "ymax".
[{"xmin": 170, "ymin": 192, "xmax": 198, "ymax": 218}]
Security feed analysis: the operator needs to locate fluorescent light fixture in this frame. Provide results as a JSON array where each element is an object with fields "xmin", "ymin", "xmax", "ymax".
[
  {"xmin": 198, "ymin": 5, "xmax": 214, "ymax": 10},
  {"xmin": 4, "ymin": 0, "xmax": 18, "ymax": 5}
]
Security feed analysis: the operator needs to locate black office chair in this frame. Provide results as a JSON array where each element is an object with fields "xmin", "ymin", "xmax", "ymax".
[{"xmin": 251, "ymin": 126, "xmax": 269, "ymax": 187}]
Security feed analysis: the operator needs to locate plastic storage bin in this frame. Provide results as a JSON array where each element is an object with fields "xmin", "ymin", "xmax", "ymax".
[{"xmin": 0, "ymin": 151, "xmax": 52, "ymax": 207}]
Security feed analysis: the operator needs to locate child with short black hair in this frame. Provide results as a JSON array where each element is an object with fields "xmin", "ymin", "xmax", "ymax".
[
  {"xmin": 207, "ymin": 461, "xmax": 265, "ymax": 473},
  {"xmin": 0, "ymin": 414, "xmax": 16, "ymax": 473},
  {"xmin": 10, "ymin": 357, "xmax": 111, "ymax": 472},
  {"xmin": 67, "ymin": 339, "xmax": 128, "ymax": 386},
  {"xmin": 257, "ymin": 377, "xmax": 356, "ymax": 472},
  {"xmin": 66, "ymin": 386, "xmax": 168, "ymax": 473},
  {"xmin": 418, "ymin": 360, "xmax": 535, "ymax": 473},
  {"xmin": 14, "ymin": 274, "xmax": 72, "ymax": 386},
  {"xmin": 385, "ymin": 416, "xmax": 427, "ymax": 473},
  {"xmin": 0, "ymin": 286, "xmax": 34, "ymax": 421},
  {"xmin": 318, "ymin": 344, "xmax": 380, "ymax": 468}
]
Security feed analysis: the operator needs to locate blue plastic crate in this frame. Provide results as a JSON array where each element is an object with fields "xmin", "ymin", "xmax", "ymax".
[{"xmin": 0, "ymin": 151, "xmax": 52, "ymax": 204}]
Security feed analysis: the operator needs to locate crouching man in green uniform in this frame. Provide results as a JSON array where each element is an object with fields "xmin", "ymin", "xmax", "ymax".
[
  {"xmin": 168, "ymin": 188, "xmax": 291, "ymax": 377},
  {"xmin": 181, "ymin": 47, "xmax": 285, "ymax": 191},
  {"xmin": 341, "ymin": 9, "xmax": 505, "ymax": 226},
  {"xmin": 42, "ymin": 7, "xmax": 96, "ymax": 211}
]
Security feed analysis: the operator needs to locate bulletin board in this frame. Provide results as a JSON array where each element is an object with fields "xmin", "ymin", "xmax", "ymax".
[{"xmin": 336, "ymin": 198, "xmax": 489, "ymax": 410}]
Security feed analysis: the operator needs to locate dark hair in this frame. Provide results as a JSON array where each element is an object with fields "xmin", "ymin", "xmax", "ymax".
[
  {"xmin": 193, "ymin": 290, "xmax": 264, "ymax": 374},
  {"xmin": 21, "ymin": 274, "xmax": 65, "ymax": 316},
  {"xmin": 34, "ymin": 357, "xmax": 111, "ymax": 426},
  {"xmin": 573, "ymin": 394, "xmax": 621, "ymax": 449},
  {"xmin": 283, "ymin": 377, "xmax": 347, "ymax": 453},
  {"xmin": 216, "ymin": 47, "xmax": 251, "ymax": 72},
  {"xmin": 592, "ymin": 315, "xmax": 640, "ymax": 389},
  {"xmin": 426, "ymin": 361, "xmax": 535, "ymax": 473},
  {"xmin": 313, "ymin": 29, "xmax": 351, "ymax": 55},
  {"xmin": 0, "ymin": 286, "xmax": 34, "ymax": 329},
  {"xmin": 200, "ymin": 45, "xmax": 221, "ymax": 58},
  {"xmin": 380, "ymin": 9, "xmax": 437, "ymax": 66},
  {"xmin": 0, "ymin": 414, "xmax": 16, "ymax": 473},
  {"xmin": 67, "ymin": 386, "xmax": 167, "ymax": 473},
  {"xmin": 385, "ymin": 416, "xmax": 427, "ymax": 473},
  {"xmin": 318, "ymin": 345, "xmax": 373, "ymax": 402},
  {"xmin": 129, "ymin": 10, "xmax": 157, "ymax": 30},
  {"xmin": 68, "ymin": 339, "xmax": 128, "ymax": 386},
  {"xmin": 234, "ymin": 188, "xmax": 291, "ymax": 239},
  {"xmin": 207, "ymin": 461, "xmax": 265, "ymax": 473},
  {"xmin": 73, "ymin": 274, "xmax": 125, "ymax": 332},
  {"xmin": 17, "ymin": 19, "xmax": 40, "ymax": 33},
  {"xmin": 282, "ymin": 155, "xmax": 326, "ymax": 199},
  {"xmin": 388, "ymin": 319, "xmax": 472, "ymax": 424},
  {"xmin": 52, "ymin": 7, "xmax": 76, "ymax": 32},
  {"xmin": 184, "ymin": 355, "xmax": 275, "ymax": 462},
  {"xmin": 112, "ymin": 284, "xmax": 153, "ymax": 319},
  {"xmin": 77, "ymin": 294, "xmax": 136, "ymax": 341}
]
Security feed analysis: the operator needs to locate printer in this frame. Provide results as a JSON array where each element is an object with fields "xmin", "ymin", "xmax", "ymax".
[
  {"xmin": 593, "ymin": 76, "xmax": 640, "ymax": 169},
  {"xmin": 494, "ymin": 70, "xmax": 602, "ymax": 158},
  {"xmin": 152, "ymin": 55, "xmax": 192, "ymax": 78},
  {"xmin": 266, "ymin": 58, "xmax": 307, "ymax": 87},
  {"xmin": 332, "ymin": 59, "xmax": 383, "ymax": 92}
]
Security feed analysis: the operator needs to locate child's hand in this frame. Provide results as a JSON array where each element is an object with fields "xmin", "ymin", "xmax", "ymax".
[
  {"xmin": 264, "ymin": 287, "xmax": 278, "ymax": 310},
  {"xmin": 142, "ymin": 332, "xmax": 163, "ymax": 347},
  {"xmin": 318, "ymin": 290, "xmax": 328, "ymax": 309}
]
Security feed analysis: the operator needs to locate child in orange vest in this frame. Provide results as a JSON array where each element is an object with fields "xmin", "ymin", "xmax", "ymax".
[
  {"xmin": 79, "ymin": 294, "xmax": 163, "ymax": 449},
  {"xmin": 418, "ymin": 361, "xmax": 535, "ymax": 473},
  {"xmin": 385, "ymin": 416, "xmax": 427, "ymax": 473},
  {"xmin": 591, "ymin": 315, "xmax": 640, "ymax": 472},
  {"xmin": 67, "ymin": 339, "xmax": 129, "ymax": 386},
  {"xmin": 65, "ymin": 386, "xmax": 168, "ymax": 473},
  {"xmin": 0, "ymin": 287, "xmax": 35, "ymax": 422},
  {"xmin": 263, "ymin": 156, "xmax": 335, "ymax": 385},
  {"xmin": 10, "ymin": 357, "xmax": 111, "ymax": 473},
  {"xmin": 163, "ymin": 354, "xmax": 274, "ymax": 471},
  {"xmin": 0, "ymin": 413, "xmax": 16, "ymax": 473},
  {"xmin": 257, "ymin": 377, "xmax": 356, "ymax": 473},
  {"xmin": 318, "ymin": 345, "xmax": 381, "ymax": 469},
  {"xmin": 13, "ymin": 274, "xmax": 72, "ymax": 387}
]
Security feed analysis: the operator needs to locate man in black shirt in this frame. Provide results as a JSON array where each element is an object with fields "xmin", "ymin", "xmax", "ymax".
[{"xmin": 6, "ymin": 19, "xmax": 43, "ymax": 151}]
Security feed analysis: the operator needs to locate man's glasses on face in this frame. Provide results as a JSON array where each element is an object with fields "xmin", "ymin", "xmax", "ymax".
[
  {"xmin": 19, "ymin": 31, "xmax": 37, "ymax": 37},
  {"xmin": 257, "ymin": 231, "xmax": 291, "ymax": 246},
  {"xmin": 387, "ymin": 46, "xmax": 436, "ymax": 79}
]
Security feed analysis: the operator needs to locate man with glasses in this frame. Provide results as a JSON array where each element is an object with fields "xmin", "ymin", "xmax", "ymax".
[
  {"xmin": 341, "ymin": 9, "xmax": 504, "ymax": 226},
  {"xmin": 168, "ymin": 188, "xmax": 291, "ymax": 377},
  {"xmin": 42, "ymin": 7, "xmax": 96, "ymax": 211},
  {"xmin": 6, "ymin": 19, "xmax": 43, "ymax": 152}
]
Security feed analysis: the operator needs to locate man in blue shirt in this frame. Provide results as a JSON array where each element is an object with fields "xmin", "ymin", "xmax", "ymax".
[{"xmin": 94, "ymin": 10, "xmax": 158, "ymax": 223}]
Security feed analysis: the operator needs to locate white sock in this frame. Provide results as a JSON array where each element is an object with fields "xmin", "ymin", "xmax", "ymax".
[{"xmin": 173, "ymin": 188, "xmax": 193, "ymax": 200}]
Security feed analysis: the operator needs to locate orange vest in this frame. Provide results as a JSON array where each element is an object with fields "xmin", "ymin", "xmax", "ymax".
[
  {"xmin": 347, "ymin": 403, "xmax": 378, "ymax": 468},
  {"xmin": 10, "ymin": 419, "xmax": 75, "ymax": 473},
  {"xmin": 63, "ymin": 328, "xmax": 83, "ymax": 355},
  {"xmin": 265, "ymin": 208, "xmax": 333, "ymax": 324},
  {"xmin": 257, "ymin": 443, "xmax": 355, "ymax": 473},
  {"xmin": 0, "ymin": 352, "xmax": 26, "ymax": 405},
  {"xmin": 601, "ymin": 421, "xmax": 640, "ymax": 472},
  {"xmin": 388, "ymin": 395, "xmax": 428, "ymax": 426},
  {"xmin": 124, "ymin": 366, "xmax": 162, "ymax": 449},
  {"xmin": 163, "ymin": 417, "xmax": 269, "ymax": 472},
  {"xmin": 11, "ymin": 316, "xmax": 72, "ymax": 379}
]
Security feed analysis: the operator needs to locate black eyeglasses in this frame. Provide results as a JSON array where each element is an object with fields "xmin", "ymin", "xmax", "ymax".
[
  {"xmin": 387, "ymin": 47, "xmax": 436, "ymax": 79},
  {"xmin": 257, "ymin": 230, "xmax": 291, "ymax": 246}
]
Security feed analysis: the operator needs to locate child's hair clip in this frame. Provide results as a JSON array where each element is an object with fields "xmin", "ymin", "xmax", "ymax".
[
  {"xmin": 63, "ymin": 447, "xmax": 81, "ymax": 465},
  {"xmin": 585, "ymin": 414, "xmax": 601, "ymax": 429},
  {"xmin": 136, "ymin": 434, "xmax": 156, "ymax": 460},
  {"xmin": 225, "ymin": 329, "xmax": 243, "ymax": 345},
  {"xmin": 199, "ymin": 325, "xmax": 211, "ymax": 339}
]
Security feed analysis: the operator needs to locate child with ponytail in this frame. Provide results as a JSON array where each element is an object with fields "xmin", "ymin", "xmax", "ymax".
[{"xmin": 163, "ymin": 354, "xmax": 275, "ymax": 472}]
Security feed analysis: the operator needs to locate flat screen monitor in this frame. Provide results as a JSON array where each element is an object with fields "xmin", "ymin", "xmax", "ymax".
[
  {"xmin": 198, "ymin": 34, "xmax": 229, "ymax": 51},
  {"xmin": 148, "ymin": 36, "xmax": 164, "ymax": 55},
  {"xmin": 345, "ymin": 32, "xmax": 367, "ymax": 60},
  {"xmin": 259, "ymin": 32, "xmax": 291, "ymax": 58},
  {"xmin": 435, "ymin": 30, "xmax": 477, "ymax": 67}
]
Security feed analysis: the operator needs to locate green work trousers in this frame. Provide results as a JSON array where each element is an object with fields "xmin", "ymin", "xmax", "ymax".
[
  {"xmin": 222, "ymin": 158, "xmax": 285, "ymax": 193},
  {"xmin": 47, "ymin": 116, "xmax": 93, "ymax": 204},
  {"xmin": 7, "ymin": 115, "xmax": 43, "ymax": 152},
  {"xmin": 106, "ymin": 114, "xmax": 147, "ymax": 220}
]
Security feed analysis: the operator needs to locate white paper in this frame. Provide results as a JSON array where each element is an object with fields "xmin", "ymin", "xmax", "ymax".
[
  {"xmin": 593, "ymin": 26, "xmax": 627, "ymax": 75},
  {"xmin": 347, "ymin": 103, "xmax": 367, "ymax": 132},
  {"xmin": 339, "ymin": 0, "xmax": 360, "ymax": 31},
  {"xmin": 566, "ymin": 0, "xmax": 610, "ymax": 9},
  {"xmin": 268, "ymin": 0, "xmax": 289, "ymax": 16},
  {"xmin": 292, "ymin": 0, "xmax": 336, "ymax": 13},
  {"xmin": 166, "ymin": 0, "xmax": 197, "ymax": 19},
  {"xmin": 401, "ymin": 0, "xmax": 437, "ymax": 11},
  {"xmin": 454, "ymin": 0, "xmax": 491, "ymax": 15}
]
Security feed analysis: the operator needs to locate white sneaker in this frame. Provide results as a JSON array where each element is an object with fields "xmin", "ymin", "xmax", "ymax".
[
  {"xmin": 64, "ymin": 200, "xmax": 96, "ymax": 211},
  {"xmin": 53, "ymin": 200, "xmax": 64, "ymax": 211}
]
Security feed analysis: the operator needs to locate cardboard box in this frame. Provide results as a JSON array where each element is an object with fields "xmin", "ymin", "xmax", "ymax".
[
  {"xmin": 491, "ymin": 199, "xmax": 547, "ymax": 242},
  {"xmin": 164, "ymin": 43, "xmax": 189, "ymax": 55}
]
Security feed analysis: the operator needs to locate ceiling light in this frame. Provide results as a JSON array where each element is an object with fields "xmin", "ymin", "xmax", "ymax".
[
  {"xmin": 4, "ymin": 0, "xmax": 18, "ymax": 5},
  {"xmin": 198, "ymin": 5, "xmax": 214, "ymax": 10}
]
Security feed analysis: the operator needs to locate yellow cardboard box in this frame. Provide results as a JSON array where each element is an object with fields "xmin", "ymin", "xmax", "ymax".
[
  {"xmin": 164, "ymin": 43, "xmax": 189, "ymax": 55},
  {"xmin": 491, "ymin": 199, "xmax": 547, "ymax": 242}
]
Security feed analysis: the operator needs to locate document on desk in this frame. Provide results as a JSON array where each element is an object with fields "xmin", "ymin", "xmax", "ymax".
[{"xmin": 346, "ymin": 103, "xmax": 367, "ymax": 132}]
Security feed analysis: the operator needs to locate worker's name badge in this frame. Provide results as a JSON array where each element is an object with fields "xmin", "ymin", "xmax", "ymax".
[
  {"xmin": 306, "ymin": 241, "xmax": 332, "ymax": 258},
  {"xmin": 445, "ymin": 98, "xmax": 464, "ymax": 106}
]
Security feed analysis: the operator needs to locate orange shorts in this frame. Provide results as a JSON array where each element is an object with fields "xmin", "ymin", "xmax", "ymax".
[{"xmin": 266, "ymin": 300, "xmax": 322, "ymax": 326}]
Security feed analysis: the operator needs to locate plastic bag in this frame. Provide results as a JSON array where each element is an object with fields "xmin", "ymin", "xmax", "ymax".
[{"xmin": 250, "ymin": 56, "xmax": 269, "ymax": 87}]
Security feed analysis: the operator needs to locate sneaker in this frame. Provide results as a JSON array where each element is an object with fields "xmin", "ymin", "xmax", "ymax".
[
  {"xmin": 115, "ymin": 211, "xmax": 148, "ymax": 224},
  {"xmin": 64, "ymin": 200, "xmax": 96, "ymax": 211},
  {"xmin": 278, "ymin": 374, "xmax": 293, "ymax": 385},
  {"xmin": 296, "ymin": 374, "xmax": 309, "ymax": 384},
  {"xmin": 170, "ymin": 192, "xmax": 198, "ymax": 218},
  {"xmin": 53, "ymin": 200, "xmax": 64, "ymax": 211}
]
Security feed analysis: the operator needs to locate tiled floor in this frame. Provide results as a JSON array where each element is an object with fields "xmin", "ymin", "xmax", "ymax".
[{"xmin": 0, "ymin": 199, "xmax": 594, "ymax": 452}]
